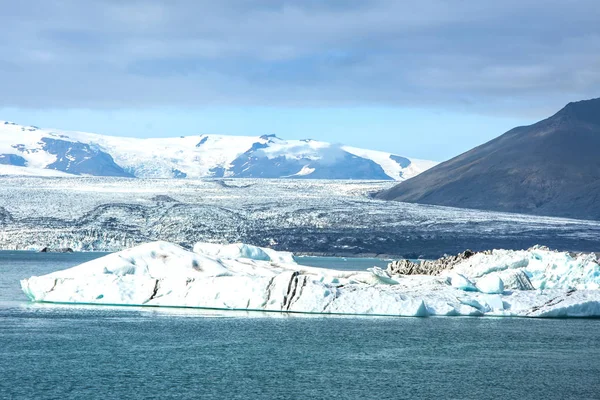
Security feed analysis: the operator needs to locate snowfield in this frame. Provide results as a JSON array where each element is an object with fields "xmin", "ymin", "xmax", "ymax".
[
  {"xmin": 21, "ymin": 241, "xmax": 600, "ymax": 318},
  {"xmin": 0, "ymin": 120, "xmax": 435, "ymax": 180},
  {"xmin": 0, "ymin": 165, "xmax": 72, "ymax": 177}
]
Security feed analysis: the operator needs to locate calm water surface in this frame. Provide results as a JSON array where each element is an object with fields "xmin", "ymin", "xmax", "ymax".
[{"xmin": 1, "ymin": 251, "xmax": 600, "ymax": 399}]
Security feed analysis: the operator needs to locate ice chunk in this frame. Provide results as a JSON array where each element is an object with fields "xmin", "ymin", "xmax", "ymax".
[
  {"xmin": 366, "ymin": 267, "xmax": 399, "ymax": 285},
  {"xmin": 522, "ymin": 290, "xmax": 600, "ymax": 317},
  {"xmin": 458, "ymin": 297, "xmax": 487, "ymax": 312},
  {"xmin": 479, "ymin": 294, "xmax": 504, "ymax": 312},
  {"xmin": 501, "ymin": 270, "xmax": 535, "ymax": 291},
  {"xmin": 450, "ymin": 248, "xmax": 600, "ymax": 291},
  {"xmin": 450, "ymin": 273, "xmax": 478, "ymax": 291},
  {"xmin": 193, "ymin": 242, "xmax": 296, "ymax": 264},
  {"xmin": 476, "ymin": 275, "xmax": 504, "ymax": 294}
]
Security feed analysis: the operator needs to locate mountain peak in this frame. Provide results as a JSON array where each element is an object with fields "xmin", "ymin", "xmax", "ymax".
[
  {"xmin": 377, "ymin": 97, "xmax": 600, "ymax": 220},
  {"xmin": 0, "ymin": 121, "xmax": 434, "ymax": 180},
  {"xmin": 555, "ymin": 97, "xmax": 600, "ymax": 124},
  {"xmin": 260, "ymin": 134, "xmax": 281, "ymax": 141}
]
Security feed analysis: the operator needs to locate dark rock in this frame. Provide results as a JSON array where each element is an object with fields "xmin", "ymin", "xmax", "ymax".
[
  {"xmin": 39, "ymin": 247, "xmax": 74, "ymax": 253},
  {"xmin": 389, "ymin": 154, "xmax": 411, "ymax": 169},
  {"xmin": 228, "ymin": 147, "xmax": 393, "ymax": 180},
  {"xmin": 377, "ymin": 97, "xmax": 600, "ymax": 221},
  {"xmin": 151, "ymin": 195, "xmax": 179, "ymax": 203},
  {"xmin": 387, "ymin": 249, "xmax": 479, "ymax": 275},
  {"xmin": 40, "ymin": 138, "xmax": 134, "ymax": 177},
  {"xmin": 0, "ymin": 154, "xmax": 27, "ymax": 166},
  {"xmin": 172, "ymin": 169, "xmax": 187, "ymax": 178},
  {"xmin": 196, "ymin": 136, "xmax": 208, "ymax": 147}
]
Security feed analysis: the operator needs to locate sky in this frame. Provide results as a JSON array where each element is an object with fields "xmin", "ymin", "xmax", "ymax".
[{"xmin": 1, "ymin": 0, "xmax": 599, "ymax": 161}]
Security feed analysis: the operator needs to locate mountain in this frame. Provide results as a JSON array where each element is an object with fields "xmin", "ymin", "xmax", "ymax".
[
  {"xmin": 0, "ymin": 121, "xmax": 436, "ymax": 180},
  {"xmin": 377, "ymin": 98, "xmax": 600, "ymax": 220}
]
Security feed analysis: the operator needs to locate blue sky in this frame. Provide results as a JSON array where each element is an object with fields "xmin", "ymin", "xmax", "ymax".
[
  {"xmin": 0, "ymin": 107, "xmax": 529, "ymax": 161},
  {"xmin": 1, "ymin": 0, "xmax": 598, "ymax": 160}
]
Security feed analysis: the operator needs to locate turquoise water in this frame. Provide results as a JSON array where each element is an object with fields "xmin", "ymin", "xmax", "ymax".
[{"xmin": 1, "ymin": 251, "xmax": 600, "ymax": 399}]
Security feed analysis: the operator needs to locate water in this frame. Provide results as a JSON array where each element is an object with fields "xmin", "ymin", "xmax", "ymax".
[
  {"xmin": 2, "ymin": 252, "xmax": 600, "ymax": 399},
  {"xmin": 295, "ymin": 255, "xmax": 393, "ymax": 270}
]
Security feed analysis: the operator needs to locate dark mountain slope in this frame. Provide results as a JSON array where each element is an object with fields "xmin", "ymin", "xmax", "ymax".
[{"xmin": 376, "ymin": 98, "xmax": 600, "ymax": 220}]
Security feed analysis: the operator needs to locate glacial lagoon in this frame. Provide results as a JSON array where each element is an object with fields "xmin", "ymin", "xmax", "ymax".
[{"xmin": 2, "ymin": 251, "xmax": 600, "ymax": 399}]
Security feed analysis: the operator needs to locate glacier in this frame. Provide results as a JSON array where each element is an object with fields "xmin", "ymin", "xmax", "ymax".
[
  {"xmin": 0, "ymin": 121, "xmax": 436, "ymax": 180},
  {"xmin": 3, "ymin": 176, "xmax": 600, "ymax": 258},
  {"xmin": 20, "ymin": 241, "xmax": 600, "ymax": 318}
]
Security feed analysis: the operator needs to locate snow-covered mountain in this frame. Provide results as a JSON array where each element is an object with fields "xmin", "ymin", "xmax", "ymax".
[{"xmin": 0, "ymin": 121, "xmax": 436, "ymax": 180}]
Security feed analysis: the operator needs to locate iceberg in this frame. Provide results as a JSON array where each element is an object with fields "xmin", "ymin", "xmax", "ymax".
[
  {"xmin": 447, "ymin": 247, "xmax": 600, "ymax": 290},
  {"xmin": 20, "ymin": 242, "xmax": 600, "ymax": 318},
  {"xmin": 449, "ymin": 273, "xmax": 478, "ymax": 291},
  {"xmin": 475, "ymin": 275, "xmax": 504, "ymax": 294}
]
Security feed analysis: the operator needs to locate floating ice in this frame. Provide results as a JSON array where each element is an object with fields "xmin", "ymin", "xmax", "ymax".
[
  {"xmin": 501, "ymin": 270, "xmax": 535, "ymax": 291},
  {"xmin": 20, "ymin": 242, "xmax": 600, "ymax": 318},
  {"xmin": 476, "ymin": 275, "xmax": 504, "ymax": 294},
  {"xmin": 450, "ymin": 273, "xmax": 477, "ymax": 291},
  {"xmin": 449, "ymin": 248, "xmax": 600, "ymax": 290},
  {"xmin": 366, "ymin": 267, "xmax": 399, "ymax": 285}
]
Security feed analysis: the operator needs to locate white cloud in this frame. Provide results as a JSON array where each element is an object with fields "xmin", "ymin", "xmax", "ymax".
[{"xmin": 0, "ymin": 0, "xmax": 598, "ymax": 115}]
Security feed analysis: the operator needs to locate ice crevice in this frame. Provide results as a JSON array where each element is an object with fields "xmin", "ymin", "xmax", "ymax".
[
  {"xmin": 19, "ymin": 241, "xmax": 600, "ymax": 318},
  {"xmin": 262, "ymin": 276, "xmax": 276, "ymax": 308},
  {"xmin": 282, "ymin": 271, "xmax": 299, "ymax": 310},
  {"xmin": 144, "ymin": 279, "xmax": 160, "ymax": 304}
]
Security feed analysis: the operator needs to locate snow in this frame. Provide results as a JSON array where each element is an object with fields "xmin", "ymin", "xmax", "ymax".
[
  {"xmin": 20, "ymin": 241, "xmax": 600, "ymax": 318},
  {"xmin": 257, "ymin": 138, "xmax": 329, "ymax": 160},
  {"xmin": 0, "ymin": 165, "xmax": 73, "ymax": 177},
  {"xmin": 0, "ymin": 123, "xmax": 59, "ymax": 169},
  {"xmin": 343, "ymin": 146, "xmax": 438, "ymax": 180},
  {"xmin": 289, "ymin": 165, "xmax": 315, "ymax": 177},
  {"xmin": 193, "ymin": 242, "xmax": 296, "ymax": 264},
  {"xmin": 0, "ymin": 121, "xmax": 436, "ymax": 180}
]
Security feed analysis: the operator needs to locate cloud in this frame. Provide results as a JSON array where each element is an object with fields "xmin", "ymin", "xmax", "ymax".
[{"xmin": 1, "ymin": 0, "xmax": 599, "ymax": 115}]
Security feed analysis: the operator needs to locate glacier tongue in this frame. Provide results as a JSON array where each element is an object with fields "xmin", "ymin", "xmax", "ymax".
[{"xmin": 20, "ymin": 241, "xmax": 600, "ymax": 318}]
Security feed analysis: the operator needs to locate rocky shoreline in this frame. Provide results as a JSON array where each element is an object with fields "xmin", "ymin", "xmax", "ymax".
[{"xmin": 387, "ymin": 250, "xmax": 481, "ymax": 275}]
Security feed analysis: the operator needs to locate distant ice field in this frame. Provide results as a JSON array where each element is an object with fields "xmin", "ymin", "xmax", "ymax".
[{"xmin": 0, "ymin": 177, "xmax": 599, "ymax": 258}]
